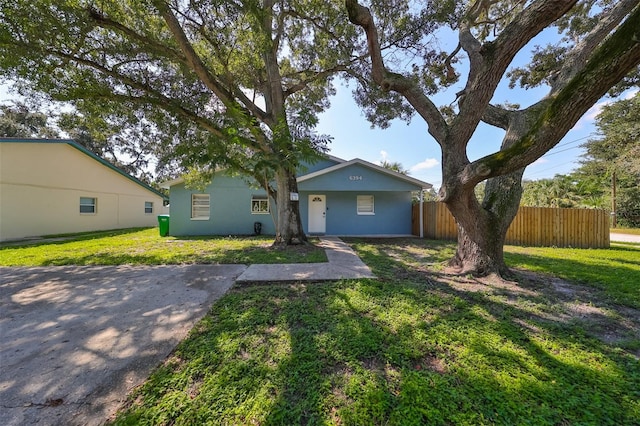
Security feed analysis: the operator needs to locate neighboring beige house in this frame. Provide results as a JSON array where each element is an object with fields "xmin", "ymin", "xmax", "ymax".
[{"xmin": 0, "ymin": 138, "xmax": 167, "ymax": 242}]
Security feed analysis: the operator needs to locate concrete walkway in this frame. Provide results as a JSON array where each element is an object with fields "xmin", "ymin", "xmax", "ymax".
[{"xmin": 236, "ymin": 236, "xmax": 375, "ymax": 282}]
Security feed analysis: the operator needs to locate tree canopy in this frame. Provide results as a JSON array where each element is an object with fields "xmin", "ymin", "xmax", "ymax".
[
  {"xmin": 0, "ymin": 0, "xmax": 363, "ymax": 244},
  {"xmin": 0, "ymin": 103, "xmax": 56, "ymax": 138},
  {"xmin": 380, "ymin": 160, "xmax": 409, "ymax": 175}
]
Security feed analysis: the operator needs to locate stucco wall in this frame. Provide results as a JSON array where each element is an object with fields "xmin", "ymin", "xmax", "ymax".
[
  {"xmin": 298, "ymin": 163, "xmax": 421, "ymax": 192},
  {"xmin": 168, "ymin": 173, "xmax": 277, "ymax": 236},
  {"xmin": 0, "ymin": 142, "xmax": 165, "ymax": 241},
  {"xmin": 299, "ymin": 191, "xmax": 414, "ymax": 235}
]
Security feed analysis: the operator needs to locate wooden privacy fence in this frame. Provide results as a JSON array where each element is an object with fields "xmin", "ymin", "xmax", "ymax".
[{"xmin": 412, "ymin": 202, "xmax": 610, "ymax": 248}]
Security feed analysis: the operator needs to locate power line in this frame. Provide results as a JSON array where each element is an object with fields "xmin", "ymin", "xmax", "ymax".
[
  {"xmin": 538, "ymin": 144, "xmax": 583, "ymax": 158},
  {"xmin": 538, "ymin": 135, "xmax": 591, "ymax": 159},
  {"xmin": 526, "ymin": 162, "xmax": 575, "ymax": 178},
  {"xmin": 525, "ymin": 135, "xmax": 593, "ymax": 178}
]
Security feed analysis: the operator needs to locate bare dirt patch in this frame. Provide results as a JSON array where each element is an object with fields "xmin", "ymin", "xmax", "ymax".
[
  {"xmin": 432, "ymin": 268, "xmax": 640, "ymax": 358},
  {"xmin": 266, "ymin": 242, "xmax": 324, "ymax": 256}
]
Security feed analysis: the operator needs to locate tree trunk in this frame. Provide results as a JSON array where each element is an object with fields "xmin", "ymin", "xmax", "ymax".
[
  {"xmin": 446, "ymin": 169, "xmax": 525, "ymax": 277},
  {"xmin": 273, "ymin": 165, "xmax": 307, "ymax": 246}
]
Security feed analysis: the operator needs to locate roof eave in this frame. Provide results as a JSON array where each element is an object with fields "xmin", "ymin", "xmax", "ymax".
[
  {"xmin": 298, "ymin": 157, "xmax": 432, "ymax": 189},
  {"xmin": 0, "ymin": 137, "xmax": 168, "ymax": 200}
]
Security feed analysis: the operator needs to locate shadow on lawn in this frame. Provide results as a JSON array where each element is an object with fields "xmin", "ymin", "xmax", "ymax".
[
  {"xmin": 111, "ymin": 238, "xmax": 640, "ymax": 425},
  {"xmin": 267, "ymin": 241, "xmax": 638, "ymax": 424},
  {"xmin": 504, "ymin": 252, "xmax": 640, "ymax": 310},
  {"xmin": 270, "ymin": 286, "xmax": 633, "ymax": 423}
]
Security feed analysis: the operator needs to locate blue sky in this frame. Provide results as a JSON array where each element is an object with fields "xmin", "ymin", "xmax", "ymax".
[
  {"xmin": 0, "ymin": 79, "xmax": 612, "ymax": 191},
  {"xmin": 1, "ymin": 6, "xmax": 634, "ymax": 191},
  {"xmin": 314, "ymin": 21, "xmax": 640, "ymax": 191},
  {"xmin": 315, "ymin": 79, "xmax": 604, "ymax": 190}
]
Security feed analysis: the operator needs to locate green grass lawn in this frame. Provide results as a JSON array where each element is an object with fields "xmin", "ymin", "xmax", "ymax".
[
  {"xmin": 108, "ymin": 238, "xmax": 640, "ymax": 425},
  {"xmin": 0, "ymin": 228, "xmax": 326, "ymax": 266},
  {"xmin": 505, "ymin": 244, "xmax": 640, "ymax": 309},
  {"xmin": 611, "ymin": 227, "xmax": 640, "ymax": 236}
]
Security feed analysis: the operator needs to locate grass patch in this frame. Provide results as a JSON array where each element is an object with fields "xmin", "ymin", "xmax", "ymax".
[
  {"xmin": 111, "ymin": 238, "xmax": 640, "ymax": 425},
  {"xmin": 611, "ymin": 228, "xmax": 640, "ymax": 236},
  {"xmin": 0, "ymin": 228, "xmax": 326, "ymax": 266},
  {"xmin": 504, "ymin": 244, "xmax": 640, "ymax": 309}
]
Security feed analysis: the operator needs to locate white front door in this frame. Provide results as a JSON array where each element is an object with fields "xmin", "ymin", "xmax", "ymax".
[{"xmin": 308, "ymin": 194, "xmax": 326, "ymax": 234}]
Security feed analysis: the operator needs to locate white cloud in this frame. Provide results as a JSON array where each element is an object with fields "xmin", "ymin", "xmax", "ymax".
[
  {"xmin": 410, "ymin": 158, "xmax": 439, "ymax": 171},
  {"xmin": 574, "ymin": 99, "xmax": 608, "ymax": 130},
  {"xmin": 624, "ymin": 88, "xmax": 639, "ymax": 100},
  {"xmin": 530, "ymin": 157, "xmax": 549, "ymax": 167},
  {"xmin": 379, "ymin": 150, "xmax": 388, "ymax": 162},
  {"xmin": 575, "ymin": 88, "xmax": 639, "ymax": 130}
]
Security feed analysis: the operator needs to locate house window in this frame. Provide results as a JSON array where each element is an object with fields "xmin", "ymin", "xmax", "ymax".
[
  {"xmin": 251, "ymin": 195, "xmax": 270, "ymax": 214},
  {"xmin": 191, "ymin": 194, "xmax": 210, "ymax": 220},
  {"xmin": 357, "ymin": 195, "xmax": 375, "ymax": 215},
  {"xmin": 80, "ymin": 197, "xmax": 97, "ymax": 214},
  {"xmin": 145, "ymin": 201, "xmax": 154, "ymax": 214}
]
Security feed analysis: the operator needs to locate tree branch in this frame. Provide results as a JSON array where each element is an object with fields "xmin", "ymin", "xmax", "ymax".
[
  {"xmin": 171, "ymin": 7, "xmax": 271, "ymax": 127},
  {"xmin": 465, "ymin": 5, "xmax": 640, "ymax": 183},
  {"xmin": 451, "ymin": 0, "xmax": 577, "ymax": 148},
  {"xmin": 44, "ymin": 43, "xmax": 273, "ymax": 155},
  {"xmin": 152, "ymin": 0, "xmax": 270, "ymax": 127},
  {"xmin": 87, "ymin": 7, "xmax": 184, "ymax": 61},
  {"xmin": 283, "ymin": 8, "xmax": 355, "ymax": 57},
  {"xmin": 482, "ymin": 104, "xmax": 512, "ymax": 129},
  {"xmin": 261, "ymin": 0, "xmax": 286, "ymax": 122},
  {"xmin": 345, "ymin": 0, "xmax": 448, "ymax": 144},
  {"xmin": 551, "ymin": 0, "xmax": 638, "ymax": 93}
]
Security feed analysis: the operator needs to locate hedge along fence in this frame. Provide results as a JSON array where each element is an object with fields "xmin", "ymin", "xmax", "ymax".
[{"xmin": 412, "ymin": 202, "xmax": 610, "ymax": 248}]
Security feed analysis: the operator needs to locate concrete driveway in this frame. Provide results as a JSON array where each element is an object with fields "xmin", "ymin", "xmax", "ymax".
[
  {"xmin": 610, "ymin": 232, "xmax": 640, "ymax": 243},
  {"xmin": 0, "ymin": 264, "xmax": 246, "ymax": 426}
]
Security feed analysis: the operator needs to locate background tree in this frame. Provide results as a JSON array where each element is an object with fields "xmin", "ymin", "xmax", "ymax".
[
  {"xmin": 346, "ymin": 0, "xmax": 640, "ymax": 277},
  {"xmin": 0, "ymin": 0, "xmax": 360, "ymax": 245},
  {"xmin": 380, "ymin": 159, "xmax": 409, "ymax": 175},
  {"xmin": 573, "ymin": 92, "xmax": 640, "ymax": 227},
  {"xmin": 520, "ymin": 176, "xmax": 582, "ymax": 209},
  {"xmin": 0, "ymin": 101, "xmax": 155, "ymax": 181},
  {"xmin": 0, "ymin": 102, "xmax": 57, "ymax": 138},
  {"xmin": 57, "ymin": 110, "xmax": 160, "ymax": 182}
]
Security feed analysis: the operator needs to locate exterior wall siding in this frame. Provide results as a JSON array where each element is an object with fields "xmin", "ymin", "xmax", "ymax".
[
  {"xmin": 165, "ymin": 159, "xmax": 427, "ymax": 237},
  {"xmin": 168, "ymin": 173, "xmax": 277, "ymax": 236},
  {"xmin": 0, "ymin": 142, "xmax": 165, "ymax": 241},
  {"xmin": 298, "ymin": 163, "xmax": 420, "ymax": 192},
  {"xmin": 299, "ymin": 191, "xmax": 413, "ymax": 235},
  {"xmin": 299, "ymin": 157, "xmax": 341, "ymax": 175}
]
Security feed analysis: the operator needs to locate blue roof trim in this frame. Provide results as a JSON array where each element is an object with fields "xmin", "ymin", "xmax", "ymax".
[{"xmin": 0, "ymin": 138, "xmax": 167, "ymax": 200}]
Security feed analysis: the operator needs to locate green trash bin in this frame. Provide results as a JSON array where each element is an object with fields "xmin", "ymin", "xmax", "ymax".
[{"xmin": 158, "ymin": 215, "xmax": 170, "ymax": 237}]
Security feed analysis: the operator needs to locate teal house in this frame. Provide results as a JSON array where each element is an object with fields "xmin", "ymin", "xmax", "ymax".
[{"xmin": 160, "ymin": 156, "xmax": 432, "ymax": 236}]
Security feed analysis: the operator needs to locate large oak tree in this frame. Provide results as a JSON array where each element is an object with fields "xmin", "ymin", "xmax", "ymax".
[
  {"xmin": 346, "ymin": 0, "xmax": 640, "ymax": 276},
  {"xmin": 0, "ymin": 0, "xmax": 360, "ymax": 245}
]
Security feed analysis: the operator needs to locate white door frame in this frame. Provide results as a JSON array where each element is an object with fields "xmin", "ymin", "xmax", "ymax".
[{"xmin": 308, "ymin": 194, "xmax": 326, "ymax": 234}]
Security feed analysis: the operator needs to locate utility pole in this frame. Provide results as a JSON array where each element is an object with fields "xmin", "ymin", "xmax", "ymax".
[{"xmin": 611, "ymin": 171, "xmax": 617, "ymax": 228}]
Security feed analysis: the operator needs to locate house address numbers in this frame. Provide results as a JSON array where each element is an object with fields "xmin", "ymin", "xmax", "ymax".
[{"xmin": 349, "ymin": 175, "xmax": 363, "ymax": 181}]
